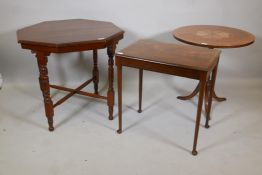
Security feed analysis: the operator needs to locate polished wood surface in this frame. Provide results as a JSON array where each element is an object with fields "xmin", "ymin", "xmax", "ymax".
[
  {"xmin": 173, "ymin": 25, "xmax": 255, "ymax": 48},
  {"xmin": 17, "ymin": 19, "xmax": 124, "ymax": 131},
  {"xmin": 173, "ymin": 25, "xmax": 255, "ymax": 102},
  {"xmin": 17, "ymin": 19, "xmax": 124, "ymax": 53},
  {"xmin": 119, "ymin": 40, "xmax": 220, "ymax": 71},
  {"xmin": 17, "ymin": 19, "xmax": 124, "ymax": 47},
  {"xmin": 116, "ymin": 40, "xmax": 220, "ymax": 155}
]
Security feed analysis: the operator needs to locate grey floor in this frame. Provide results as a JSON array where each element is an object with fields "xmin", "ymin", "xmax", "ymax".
[{"xmin": 1, "ymin": 76, "xmax": 262, "ymax": 175}]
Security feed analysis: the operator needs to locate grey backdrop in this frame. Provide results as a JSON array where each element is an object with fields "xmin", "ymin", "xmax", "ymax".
[{"xmin": 0, "ymin": 0, "xmax": 261, "ymax": 86}]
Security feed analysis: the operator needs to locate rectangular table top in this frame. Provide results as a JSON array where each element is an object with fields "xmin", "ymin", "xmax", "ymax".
[{"xmin": 117, "ymin": 40, "xmax": 221, "ymax": 71}]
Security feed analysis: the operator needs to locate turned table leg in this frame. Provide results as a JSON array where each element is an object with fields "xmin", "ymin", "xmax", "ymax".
[
  {"xmin": 36, "ymin": 52, "xmax": 54, "ymax": 131},
  {"xmin": 93, "ymin": 49, "xmax": 99, "ymax": 94},
  {"xmin": 107, "ymin": 44, "xmax": 116, "ymax": 120}
]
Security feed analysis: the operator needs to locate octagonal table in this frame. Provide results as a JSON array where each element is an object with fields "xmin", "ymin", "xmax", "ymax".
[{"xmin": 17, "ymin": 19, "xmax": 124, "ymax": 131}]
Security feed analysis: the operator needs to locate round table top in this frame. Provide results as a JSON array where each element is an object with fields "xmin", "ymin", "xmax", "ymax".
[{"xmin": 172, "ymin": 25, "xmax": 255, "ymax": 48}]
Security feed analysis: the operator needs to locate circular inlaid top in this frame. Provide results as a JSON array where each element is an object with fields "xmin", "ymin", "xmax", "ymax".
[{"xmin": 172, "ymin": 25, "xmax": 255, "ymax": 48}]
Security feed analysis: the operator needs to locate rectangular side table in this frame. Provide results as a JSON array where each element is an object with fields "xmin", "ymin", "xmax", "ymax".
[
  {"xmin": 17, "ymin": 19, "xmax": 124, "ymax": 131},
  {"xmin": 115, "ymin": 40, "xmax": 221, "ymax": 155}
]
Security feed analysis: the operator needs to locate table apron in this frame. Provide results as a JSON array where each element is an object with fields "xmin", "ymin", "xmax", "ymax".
[{"xmin": 116, "ymin": 57, "xmax": 205, "ymax": 80}]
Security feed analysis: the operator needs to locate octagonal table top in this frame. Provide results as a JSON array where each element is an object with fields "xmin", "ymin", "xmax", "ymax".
[
  {"xmin": 172, "ymin": 25, "xmax": 255, "ymax": 48},
  {"xmin": 17, "ymin": 19, "xmax": 124, "ymax": 52}
]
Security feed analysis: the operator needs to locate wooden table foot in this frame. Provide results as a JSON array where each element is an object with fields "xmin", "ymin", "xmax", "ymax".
[
  {"xmin": 48, "ymin": 124, "xmax": 55, "ymax": 131},
  {"xmin": 192, "ymin": 150, "xmax": 198, "ymax": 156},
  {"xmin": 205, "ymin": 121, "xmax": 210, "ymax": 129},
  {"xmin": 177, "ymin": 83, "xmax": 200, "ymax": 100},
  {"xmin": 213, "ymin": 91, "xmax": 226, "ymax": 101},
  {"xmin": 177, "ymin": 84, "xmax": 227, "ymax": 102},
  {"xmin": 117, "ymin": 129, "xmax": 122, "ymax": 134}
]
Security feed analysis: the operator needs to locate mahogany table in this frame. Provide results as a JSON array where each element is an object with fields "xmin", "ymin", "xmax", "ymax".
[
  {"xmin": 172, "ymin": 25, "xmax": 255, "ymax": 102},
  {"xmin": 17, "ymin": 19, "xmax": 124, "ymax": 131},
  {"xmin": 116, "ymin": 40, "xmax": 221, "ymax": 155}
]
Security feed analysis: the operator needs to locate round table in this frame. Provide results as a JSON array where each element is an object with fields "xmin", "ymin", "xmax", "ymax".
[{"xmin": 172, "ymin": 25, "xmax": 255, "ymax": 102}]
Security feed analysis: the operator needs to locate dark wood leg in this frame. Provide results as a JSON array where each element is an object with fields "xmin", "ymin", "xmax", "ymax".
[
  {"xmin": 117, "ymin": 64, "xmax": 122, "ymax": 134},
  {"xmin": 36, "ymin": 52, "xmax": 54, "ymax": 131},
  {"xmin": 211, "ymin": 56, "xmax": 226, "ymax": 102},
  {"xmin": 177, "ymin": 83, "xmax": 200, "ymax": 100},
  {"xmin": 138, "ymin": 69, "xmax": 143, "ymax": 113},
  {"xmin": 93, "ymin": 49, "xmax": 99, "ymax": 94},
  {"xmin": 204, "ymin": 76, "xmax": 211, "ymax": 116},
  {"xmin": 192, "ymin": 75, "xmax": 207, "ymax": 156},
  {"xmin": 107, "ymin": 44, "xmax": 116, "ymax": 120},
  {"xmin": 205, "ymin": 65, "xmax": 217, "ymax": 129}
]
